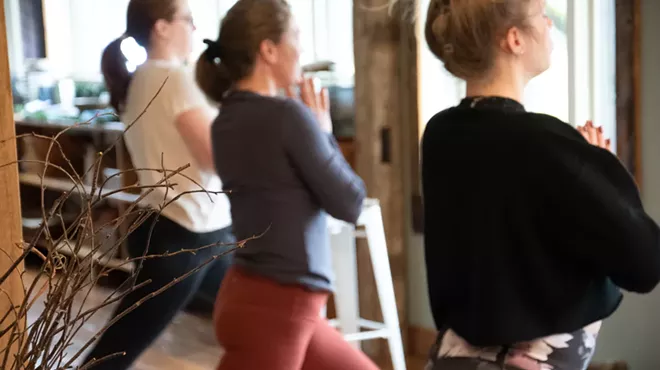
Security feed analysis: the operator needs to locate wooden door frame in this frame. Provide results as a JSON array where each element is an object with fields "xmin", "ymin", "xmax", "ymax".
[
  {"xmin": 353, "ymin": 0, "xmax": 418, "ymax": 363},
  {"xmin": 615, "ymin": 0, "xmax": 642, "ymax": 186},
  {"xmin": 0, "ymin": 0, "xmax": 26, "ymax": 365}
]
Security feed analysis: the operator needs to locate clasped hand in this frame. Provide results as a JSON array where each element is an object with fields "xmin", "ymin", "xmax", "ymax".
[
  {"xmin": 577, "ymin": 120, "xmax": 612, "ymax": 152},
  {"xmin": 286, "ymin": 76, "xmax": 333, "ymax": 134}
]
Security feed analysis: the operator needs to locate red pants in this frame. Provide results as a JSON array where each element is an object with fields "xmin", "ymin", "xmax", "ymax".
[{"xmin": 214, "ymin": 267, "xmax": 380, "ymax": 370}]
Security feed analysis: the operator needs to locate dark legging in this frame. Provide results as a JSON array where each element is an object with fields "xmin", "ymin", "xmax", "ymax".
[
  {"xmin": 81, "ymin": 214, "xmax": 234, "ymax": 369},
  {"xmin": 430, "ymin": 358, "xmax": 522, "ymax": 370}
]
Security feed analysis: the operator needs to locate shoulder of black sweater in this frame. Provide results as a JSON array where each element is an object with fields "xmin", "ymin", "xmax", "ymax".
[
  {"xmin": 422, "ymin": 106, "xmax": 660, "ymax": 294},
  {"xmin": 422, "ymin": 106, "xmax": 584, "ymax": 143},
  {"xmin": 422, "ymin": 106, "xmax": 625, "ymax": 174}
]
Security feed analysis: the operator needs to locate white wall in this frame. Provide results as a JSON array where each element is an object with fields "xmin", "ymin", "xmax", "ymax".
[
  {"xmin": 188, "ymin": 0, "xmax": 222, "ymax": 62},
  {"xmin": 65, "ymin": 0, "xmax": 129, "ymax": 80},
  {"xmin": 407, "ymin": 234, "xmax": 434, "ymax": 328},
  {"xmin": 58, "ymin": 0, "xmax": 221, "ymax": 80},
  {"xmin": 41, "ymin": 0, "xmax": 353, "ymax": 82}
]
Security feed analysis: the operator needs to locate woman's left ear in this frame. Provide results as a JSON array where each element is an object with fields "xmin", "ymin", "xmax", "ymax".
[
  {"xmin": 503, "ymin": 27, "xmax": 525, "ymax": 55},
  {"xmin": 153, "ymin": 19, "xmax": 171, "ymax": 40},
  {"xmin": 259, "ymin": 39, "xmax": 279, "ymax": 65}
]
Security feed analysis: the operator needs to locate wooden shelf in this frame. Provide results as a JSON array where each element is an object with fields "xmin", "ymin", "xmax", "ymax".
[
  {"xmin": 52, "ymin": 239, "xmax": 134, "ymax": 273},
  {"xmin": 15, "ymin": 118, "xmax": 125, "ymax": 135},
  {"xmin": 22, "ymin": 217, "xmax": 134, "ymax": 273},
  {"xmin": 15, "ymin": 116, "xmax": 136, "ymax": 274},
  {"xmin": 19, "ymin": 172, "xmax": 139, "ymax": 203}
]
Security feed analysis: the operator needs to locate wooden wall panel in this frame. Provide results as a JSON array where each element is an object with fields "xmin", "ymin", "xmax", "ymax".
[
  {"xmin": 0, "ymin": 0, "xmax": 25, "ymax": 365},
  {"xmin": 353, "ymin": 0, "xmax": 417, "ymax": 364},
  {"xmin": 615, "ymin": 0, "xmax": 642, "ymax": 186}
]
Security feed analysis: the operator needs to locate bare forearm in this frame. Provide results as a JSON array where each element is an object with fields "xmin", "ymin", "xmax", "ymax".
[{"xmin": 176, "ymin": 107, "xmax": 216, "ymax": 171}]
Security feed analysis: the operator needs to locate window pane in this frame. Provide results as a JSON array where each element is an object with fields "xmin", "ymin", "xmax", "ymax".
[
  {"xmin": 419, "ymin": 0, "xmax": 464, "ymax": 129},
  {"xmin": 189, "ymin": 0, "xmax": 222, "ymax": 61},
  {"xmin": 218, "ymin": 0, "xmax": 238, "ymax": 15},
  {"xmin": 67, "ymin": 0, "xmax": 129, "ymax": 80},
  {"xmin": 593, "ymin": 0, "xmax": 617, "ymax": 150},
  {"xmin": 324, "ymin": 0, "xmax": 354, "ymax": 86},
  {"xmin": 523, "ymin": 0, "xmax": 569, "ymax": 122},
  {"xmin": 288, "ymin": 0, "xmax": 316, "ymax": 66}
]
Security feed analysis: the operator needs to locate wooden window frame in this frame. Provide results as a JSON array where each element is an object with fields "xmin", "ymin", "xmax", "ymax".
[{"xmin": 615, "ymin": 0, "xmax": 642, "ymax": 185}]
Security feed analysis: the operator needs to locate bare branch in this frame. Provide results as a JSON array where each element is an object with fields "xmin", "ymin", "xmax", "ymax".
[{"xmin": 0, "ymin": 77, "xmax": 262, "ymax": 369}]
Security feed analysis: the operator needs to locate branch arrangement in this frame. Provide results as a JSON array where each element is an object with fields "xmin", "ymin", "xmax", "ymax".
[{"xmin": 0, "ymin": 80, "xmax": 253, "ymax": 369}]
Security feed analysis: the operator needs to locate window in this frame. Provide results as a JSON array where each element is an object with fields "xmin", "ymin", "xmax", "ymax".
[
  {"xmin": 64, "ymin": 0, "xmax": 130, "ymax": 80},
  {"xmin": 566, "ymin": 0, "xmax": 617, "ymax": 149},
  {"xmin": 37, "ymin": 0, "xmax": 232, "ymax": 80},
  {"xmin": 4, "ymin": 0, "xmax": 50, "ymax": 75},
  {"xmin": 288, "ymin": 0, "xmax": 316, "ymax": 66},
  {"xmin": 418, "ymin": 0, "xmax": 464, "ymax": 135},
  {"xmin": 416, "ymin": 0, "xmax": 616, "ymax": 150},
  {"xmin": 590, "ymin": 0, "xmax": 617, "ymax": 150},
  {"xmin": 524, "ymin": 0, "xmax": 569, "ymax": 122},
  {"xmin": 189, "ymin": 0, "xmax": 222, "ymax": 62},
  {"xmin": 418, "ymin": 0, "xmax": 573, "ymax": 132},
  {"xmin": 4, "ymin": 0, "xmax": 24, "ymax": 76},
  {"xmin": 19, "ymin": 0, "xmax": 46, "ymax": 60},
  {"xmin": 311, "ymin": 0, "xmax": 354, "ymax": 86},
  {"xmin": 412, "ymin": 0, "xmax": 618, "ymax": 218},
  {"xmin": 36, "ymin": 0, "xmax": 347, "ymax": 81}
]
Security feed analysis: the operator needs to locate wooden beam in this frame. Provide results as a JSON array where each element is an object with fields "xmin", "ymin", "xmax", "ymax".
[
  {"xmin": 0, "ymin": 0, "xmax": 25, "ymax": 365},
  {"xmin": 615, "ymin": 0, "xmax": 642, "ymax": 186},
  {"xmin": 353, "ymin": 0, "xmax": 416, "ymax": 363},
  {"xmin": 410, "ymin": 0, "xmax": 424, "ymax": 234}
]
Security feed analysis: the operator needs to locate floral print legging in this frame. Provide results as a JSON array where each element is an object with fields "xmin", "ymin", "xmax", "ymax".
[{"xmin": 426, "ymin": 321, "xmax": 602, "ymax": 370}]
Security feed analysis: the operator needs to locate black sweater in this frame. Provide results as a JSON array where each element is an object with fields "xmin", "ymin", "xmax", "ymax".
[{"xmin": 421, "ymin": 97, "xmax": 660, "ymax": 347}]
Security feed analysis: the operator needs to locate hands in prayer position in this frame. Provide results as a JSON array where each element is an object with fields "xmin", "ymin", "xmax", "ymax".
[
  {"xmin": 286, "ymin": 76, "xmax": 333, "ymax": 134},
  {"xmin": 577, "ymin": 120, "xmax": 611, "ymax": 152}
]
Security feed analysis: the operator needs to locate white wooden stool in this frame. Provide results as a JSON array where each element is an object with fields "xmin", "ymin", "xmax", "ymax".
[{"xmin": 325, "ymin": 198, "xmax": 406, "ymax": 370}]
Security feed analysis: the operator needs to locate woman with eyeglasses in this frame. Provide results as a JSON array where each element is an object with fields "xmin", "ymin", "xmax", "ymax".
[{"xmin": 81, "ymin": 0, "xmax": 234, "ymax": 368}]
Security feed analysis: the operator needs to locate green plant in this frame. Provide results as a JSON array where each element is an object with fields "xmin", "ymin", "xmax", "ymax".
[{"xmin": 74, "ymin": 82, "xmax": 107, "ymax": 99}]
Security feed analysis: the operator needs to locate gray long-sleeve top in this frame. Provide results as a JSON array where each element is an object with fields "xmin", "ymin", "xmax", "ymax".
[{"xmin": 211, "ymin": 90, "xmax": 366, "ymax": 291}]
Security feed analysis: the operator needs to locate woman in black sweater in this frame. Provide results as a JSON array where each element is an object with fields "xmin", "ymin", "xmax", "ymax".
[{"xmin": 421, "ymin": 0, "xmax": 660, "ymax": 369}]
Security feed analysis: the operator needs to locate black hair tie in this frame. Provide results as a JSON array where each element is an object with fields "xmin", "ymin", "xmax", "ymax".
[{"xmin": 203, "ymin": 39, "xmax": 223, "ymax": 62}]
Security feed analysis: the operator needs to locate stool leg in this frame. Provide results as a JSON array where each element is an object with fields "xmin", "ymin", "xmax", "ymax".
[
  {"xmin": 330, "ymin": 224, "xmax": 361, "ymax": 350},
  {"xmin": 363, "ymin": 206, "xmax": 407, "ymax": 370}
]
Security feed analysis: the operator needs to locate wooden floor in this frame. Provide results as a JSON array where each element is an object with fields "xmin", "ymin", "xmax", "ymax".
[
  {"xmin": 24, "ymin": 268, "xmax": 425, "ymax": 369},
  {"xmin": 25, "ymin": 268, "xmax": 222, "ymax": 369}
]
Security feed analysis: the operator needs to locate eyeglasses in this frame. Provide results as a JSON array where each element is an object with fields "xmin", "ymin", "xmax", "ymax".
[{"xmin": 173, "ymin": 14, "xmax": 195, "ymax": 28}]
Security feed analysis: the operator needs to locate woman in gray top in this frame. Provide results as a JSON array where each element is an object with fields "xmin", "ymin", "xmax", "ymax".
[{"xmin": 195, "ymin": 1, "xmax": 376, "ymax": 369}]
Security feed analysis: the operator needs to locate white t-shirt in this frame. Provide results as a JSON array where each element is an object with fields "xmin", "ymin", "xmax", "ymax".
[{"xmin": 122, "ymin": 59, "xmax": 231, "ymax": 233}]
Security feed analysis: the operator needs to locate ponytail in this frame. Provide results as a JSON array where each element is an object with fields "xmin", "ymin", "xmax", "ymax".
[
  {"xmin": 101, "ymin": 35, "xmax": 132, "ymax": 113},
  {"xmin": 194, "ymin": 0, "xmax": 294, "ymax": 104},
  {"xmin": 195, "ymin": 49, "xmax": 233, "ymax": 104}
]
